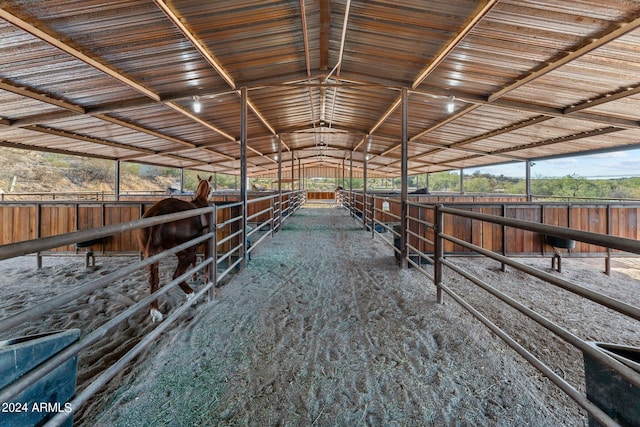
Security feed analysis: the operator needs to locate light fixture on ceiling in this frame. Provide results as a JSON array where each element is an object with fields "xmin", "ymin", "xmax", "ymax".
[
  {"xmin": 446, "ymin": 95, "xmax": 455, "ymax": 114},
  {"xmin": 193, "ymin": 96, "xmax": 201, "ymax": 113}
]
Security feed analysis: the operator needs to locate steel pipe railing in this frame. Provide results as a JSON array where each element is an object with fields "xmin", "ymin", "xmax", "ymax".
[
  {"xmin": 46, "ymin": 258, "xmax": 216, "ymax": 427},
  {"xmin": 0, "ymin": 206, "xmax": 214, "ymax": 261},
  {"xmin": 0, "ymin": 235, "xmax": 213, "ymax": 406},
  {"xmin": 0, "ymin": 190, "xmax": 305, "ymax": 423},
  {"xmin": 395, "ymin": 200, "xmax": 640, "ymax": 427},
  {"xmin": 436, "ymin": 278, "xmax": 619, "ymax": 427}
]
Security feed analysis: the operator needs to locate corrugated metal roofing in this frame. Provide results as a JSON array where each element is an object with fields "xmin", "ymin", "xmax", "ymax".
[{"xmin": 1, "ymin": 0, "xmax": 640, "ymax": 178}]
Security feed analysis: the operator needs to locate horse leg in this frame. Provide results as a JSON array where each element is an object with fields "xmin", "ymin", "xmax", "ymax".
[
  {"xmin": 175, "ymin": 250, "xmax": 195, "ymax": 300},
  {"xmin": 148, "ymin": 261, "xmax": 163, "ymax": 322},
  {"xmin": 203, "ymin": 241, "xmax": 211, "ymax": 284},
  {"xmin": 191, "ymin": 253, "xmax": 199, "ymax": 282}
]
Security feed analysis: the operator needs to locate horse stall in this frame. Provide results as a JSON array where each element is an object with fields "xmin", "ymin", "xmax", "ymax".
[
  {"xmin": 343, "ymin": 191, "xmax": 640, "ymax": 274},
  {"xmin": 0, "ymin": 191, "xmax": 305, "ymax": 424}
]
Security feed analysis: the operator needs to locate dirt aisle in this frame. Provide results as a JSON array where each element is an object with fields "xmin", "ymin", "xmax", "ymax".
[{"xmin": 92, "ymin": 206, "xmax": 578, "ymax": 426}]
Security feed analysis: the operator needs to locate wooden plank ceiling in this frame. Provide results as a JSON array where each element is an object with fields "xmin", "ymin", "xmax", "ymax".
[{"xmin": 1, "ymin": 0, "xmax": 640, "ymax": 178}]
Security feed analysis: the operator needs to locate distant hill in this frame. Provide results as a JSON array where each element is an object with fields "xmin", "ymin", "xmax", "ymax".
[{"xmin": 0, "ymin": 148, "xmax": 178, "ymax": 194}]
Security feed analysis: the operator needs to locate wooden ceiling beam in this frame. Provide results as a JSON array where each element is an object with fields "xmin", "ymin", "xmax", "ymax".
[
  {"xmin": 23, "ymin": 125, "xmax": 155, "ymax": 157},
  {"xmin": 319, "ymin": 0, "xmax": 330, "ymax": 73},
  {"xmin": 0, "ymin": 78, "xmax": 85, "ymax": 114},
  {"xmin": 488, "ymin": 14, "xmax": 640, "ymax": 102},
  {"xmin": 368, "ymin": 1, "xmax": 499, "ymax": 136},
  {"xmin": 412, "ymin": 0, "xmax": 500, "ymax": 89},
  {"xmin": 93, "ymin": 113, "xmax": 237, "ymax": 163},
  {"xmin": 0, "ymin": 140, "xmax": 113, "ymax": 160},
  {"xmin": 0, "ymin": 8, "xmax": 249, "ymax": 169},
  {"xmin": 153, "ymin": 0, "xmax": 235, "ymax": 89},
  {"xmin": 379, "ymin": 10, "xmax": 640, "ymax": 173},
  {"xmin": 154, "ymin": 1, "xmax": 274, "ymax": 159},
  {"xmin": 0, "ymin": 9, "xmax": 160, "ymax": 102}
]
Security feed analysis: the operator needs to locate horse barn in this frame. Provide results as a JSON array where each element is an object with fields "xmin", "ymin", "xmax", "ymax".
[{"xmin": 2, "ymin": 0, "xmax": 640, "ymax": 425}]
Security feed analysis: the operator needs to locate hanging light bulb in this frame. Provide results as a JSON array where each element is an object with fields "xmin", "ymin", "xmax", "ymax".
[
  {"xmin": 193, "ymin": 96, "xmax": 201, "ymax": 113},
  {"xmin": 446, "ymin": 95, "xmax": 455, "ymax": 114}
]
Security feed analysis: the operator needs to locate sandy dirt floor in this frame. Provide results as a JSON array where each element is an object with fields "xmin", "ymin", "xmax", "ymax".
[{"xmin": 1, "ymin": 204, "xmax": 639, "ymax": 426}]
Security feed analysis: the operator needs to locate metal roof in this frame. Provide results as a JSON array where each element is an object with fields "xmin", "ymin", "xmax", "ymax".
[{"xmin": 1, "ymin": 1, "xmax": 640, "ymax": 178}]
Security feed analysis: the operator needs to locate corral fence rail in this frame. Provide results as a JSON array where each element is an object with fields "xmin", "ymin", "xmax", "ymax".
[
  {"xmin": 340, "ymin": 190, "xmax": 640, "ymax": 427},
  {"xmin": 0, "ymin": 190, "xmax": 305, "ymax": 426}
]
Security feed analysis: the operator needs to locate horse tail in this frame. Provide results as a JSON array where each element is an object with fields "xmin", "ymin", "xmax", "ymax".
[{"xmin": 138, "ymin": 224, "xmax": 163, "ymax": 257}]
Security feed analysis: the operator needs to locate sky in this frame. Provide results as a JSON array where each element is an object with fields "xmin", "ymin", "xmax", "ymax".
[{"xmin": 466, "ymin": 147, "xmax": 640, "ymax": 179}]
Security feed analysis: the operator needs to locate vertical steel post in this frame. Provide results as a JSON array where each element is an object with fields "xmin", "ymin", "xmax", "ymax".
[
  {"xmin": 36, "ymin": 203, "xmax": 42, "ymax": 269},
  {"xmin": 270, "ymin": 197, "xmax": 275, "ymax": 237},
  {"xmin": 526, "ymin": 160, "xmax": 532, "ymax": 202},
  {"xmin": 208, "ymin": 205, "xmax": 217, "ymax": 302},
  {"xmin": 501, "ymin": 203, "xmax": 507, "ymax": 272},
  {"xmin": 363, "ymin": 137, "xmax": 368, "ymax": 230},
  {"xmin": 298, "ymin": 158, "xmax": 302, "ymax": 194},
  {"xmin": 240, "ymin": 87, "xmax": 248, "ymax": 269},
  {"xmin": 371, "ymin": 195, "xmax": 375, "ymax": 238},
  {"xmin": 459, "ymin": 168, "xmax": 464, "ymax": 194},
  {"xmin": 606, "ymin": 204, "xmax": 612, "ymax": 276},
  {"xmin": 277, "ymin": 135, "xmax": 282, "ymax": 229},
  {"xmin": 349, "ymin": 151, "xmax": 353, "ymax": 216},
  {"xmin": 434, "ymin": 205, "xmax": 444, "ymax": 304},
  {"xmin": 114, "ymin": 160, "xmax": 120, "ymax": 201},
  {"xmin": 400, "ymin": 87, "xmax": 409, "ymax": 268},
  {"xmin": 291, "ymin": 151, "xmax": 295, "ymax": 192}
]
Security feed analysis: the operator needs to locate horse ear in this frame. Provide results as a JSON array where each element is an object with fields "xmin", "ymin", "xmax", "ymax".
[
  {"xmin": 197, "ymin": 174, "xmax": 202, "ymax": 181},
  {"xmin": 208, "ymin": 175, "xmax": 212, "ymax": 182}
]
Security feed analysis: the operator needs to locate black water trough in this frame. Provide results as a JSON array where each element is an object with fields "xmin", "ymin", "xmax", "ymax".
[
  {"xmin": 0, "ymin": 329, "xmax": 80, "ymax": 427},
  {"xmin": 583, "ymin": 342, "xmax": 640, "ymax": 427},
  {"xmin": 545, "ymin": 235, "xmax": 576, "ymax": 249}
]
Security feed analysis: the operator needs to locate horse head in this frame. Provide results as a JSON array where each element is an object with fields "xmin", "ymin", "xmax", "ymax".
[{"xmin": 194, "ymin": 175, "xmax": 213, "ymax": 206}]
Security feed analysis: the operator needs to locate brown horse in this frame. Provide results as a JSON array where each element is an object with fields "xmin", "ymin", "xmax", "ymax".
[{"xmin": 137, "ymin": 175, "xmax": 212, "ymax": 322}]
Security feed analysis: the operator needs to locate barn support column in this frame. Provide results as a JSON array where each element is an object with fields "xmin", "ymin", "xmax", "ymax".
[
  {"xmin": 180, "ymin": 168, "xmax": 185, "ymax": 193},
  {"xmin": 298, "ymin": 157, "xmax": 302, "ymax": 193},
  {"xmin": 526, "ymin": 160, "xmax": 532, "ymax": 202},
  {"xmin": 213, "ymin": 172, "xmax": 217, "ymax": 191},
  {"xmin": 362, "ymin": 136, "xmax": 368, "ymax": 230},
  {"xmin": 114, "ymin": 160, "xmax": 120, "ymax": 201},
  {"xmin": 459, "ymin": 168, "xmax": 464, "ymax": 194},
  {"xmin": 291, "ymin": 151, "xmax": 295, "ymax": 191},
  {"xmin": 277, "ymin": 135, "xmax": 282, "ymax": 229},
  {"xmin": 425, "ymin": 173, "xmax": 430, "ymax": 194},
  {"xmin": 400, "ymin": 87, "xmax": 408, "ymax": 269},
  {"xmin": 240, "ymin": 87, "xmax": 248, "ymax": 269},
  {"xmin": 349, "ymin": 151, "xmax": 353, "ymax": 216}
]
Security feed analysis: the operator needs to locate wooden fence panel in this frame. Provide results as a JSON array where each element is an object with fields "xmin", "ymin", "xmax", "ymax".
[
  {"xmin": 481, "ymin": 206, "xmax": 503, "ymax": 253},
  {"xmin": 307, "ymin": 191, "xmax": 335, "ymax": 200},
  {"xmin": 505, "ymin": 205, "xmax": 541, "ymax": 255},
  {"xmin": 0, "ymin": 206, "xmax": 37, "ymax": 245},
  {"xmin": 611, "ymin": 206, "xmax": 638, "ymax": 241},
  {"xmin": 2, "ymin": 201, "xmax": 640, "ymax": 260},
  {"xmin": 570, "ymin": 206, "xmax": 607, "ymax": 253},
  {"xmin": 104, "ymin": 205, "xmax": 142, "ymax": 252},
  {"xmin": 40, "ymin": 205, "xmax": 76, "ymax": 252}
]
